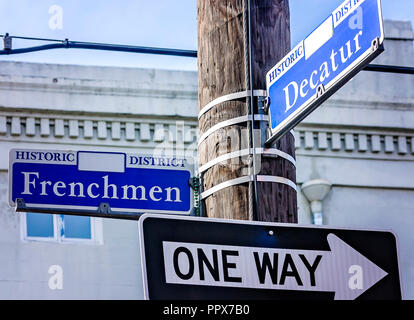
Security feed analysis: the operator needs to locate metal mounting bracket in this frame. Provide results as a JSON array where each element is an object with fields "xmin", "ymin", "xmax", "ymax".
[
  {"xmin": 97, "ymin": 202, "xmax": 111, "ymax": 214},
  {"xmin": 371, "ymin": 37, "xmax": 380, "ymax": 52},
  {"xmin": 15, "ymin": 198, "xmax": 27, "ymax": 211},
  {"xmin": 258, "ymin": 95, "xmax": 270, "ymax": 114},
  {"xmin": 13, "ymin": 198, "xmax": 144, "ymax": 220}
]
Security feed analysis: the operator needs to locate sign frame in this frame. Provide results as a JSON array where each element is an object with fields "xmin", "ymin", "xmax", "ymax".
[
  {"xmin": 139, "ymin": 213, "xmax": 402, "ymax": 300},
  {"xmin": 265, "ymin": 0, "xmax": 385, "ymax": 145},
  {"xmin": 9, "ymin": 148, "xmax": 195, "ymax": 219}
]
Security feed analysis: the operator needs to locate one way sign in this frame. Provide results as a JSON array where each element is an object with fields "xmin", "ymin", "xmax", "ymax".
[{"xmin": 139, "ymin": 214, "xmax": 402, "ymax": 300}]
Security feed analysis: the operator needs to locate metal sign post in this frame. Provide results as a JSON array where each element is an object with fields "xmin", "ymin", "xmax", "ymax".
[{"xmin": 266, "ymin": 0, "xmax": 385, "ymax": 145}]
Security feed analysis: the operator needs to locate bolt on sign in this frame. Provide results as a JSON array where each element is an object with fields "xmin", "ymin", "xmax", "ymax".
[
  {"xmin": 9, "ymin": 149, "xmax": 193, "ymax": 218},
  {"xmin": 139, "ymin": 214, "xmax": 402, "ymax": 300},
  {"xmin": 266, "ymin": 0, "xmax": 384, "ymax": 144}
]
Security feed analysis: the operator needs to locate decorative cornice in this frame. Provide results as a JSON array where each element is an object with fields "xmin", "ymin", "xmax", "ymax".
[
  {"xmin": 0, "ymin": 110, "xmax": 198, "ymax": 149},
  {"xmin": 294, "ymin": 125, "xmax": 414, "ymax": 160},
  {"xmin": 1, "ymin": 109, "xmax": 413, "ymax": 161}
]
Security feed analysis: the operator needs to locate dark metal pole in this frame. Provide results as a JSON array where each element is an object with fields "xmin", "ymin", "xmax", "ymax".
[
  {"xmin": 1, "ymin": 35, "xmax": 414, "ymax": 77},
  {"xmin": 0, "ymin": 39, "xmax": 197, "ymax": 57},
  {"xmin": 363, "ymin": 64, "xmax": 414, "ymax": 74}
]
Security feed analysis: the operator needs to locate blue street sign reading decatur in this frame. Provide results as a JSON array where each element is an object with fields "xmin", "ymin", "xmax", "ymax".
[
  {"xmin": 266, "ymin": 0, "xmax": 384, "ymax": 144},
  {"xmin": 9, "ymin": 148, "xmax": 193, "ymax": 218}
]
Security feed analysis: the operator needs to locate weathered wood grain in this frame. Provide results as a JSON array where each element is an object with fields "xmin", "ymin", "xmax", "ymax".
[{"xmin": 197, "ymin": 0, "xmax": 297, "ymax": 222}]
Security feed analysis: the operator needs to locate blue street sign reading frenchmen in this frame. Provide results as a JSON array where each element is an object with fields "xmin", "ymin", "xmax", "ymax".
[
  {"xmin": 9, "ymin": 149, "xmax": 193, "ymax": 218},
  {"xmin": 266, "ymin": 0, "xmax": 384, "ymax": 144}
]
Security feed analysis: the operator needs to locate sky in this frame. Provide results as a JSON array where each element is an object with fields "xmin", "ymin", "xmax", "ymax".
[{"xmin": 0, "ymin": 0, "xmax": 413, "ymax": 71}]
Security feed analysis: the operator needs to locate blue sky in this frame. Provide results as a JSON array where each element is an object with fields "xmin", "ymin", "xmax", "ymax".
[{"xmin": 0, "ymin": 0, "xmax": 413, "ymax": 70}]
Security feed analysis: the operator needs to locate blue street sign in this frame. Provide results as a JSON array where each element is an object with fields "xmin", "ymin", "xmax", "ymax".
[
  {"xmin": 9, "ymin": 149, "xmax": 193, "ymax": 218},
  {"xmin": 266, "ymin": 0, "xmax": 384, "ymax": 144}
]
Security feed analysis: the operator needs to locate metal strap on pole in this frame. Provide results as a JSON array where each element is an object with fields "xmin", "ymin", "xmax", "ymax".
[
  {"xmin": 196, "ymin": 147, "xmax": 296, "ymax": 175},
  {"xmin": 197, "ymin": 114, "xmax": 268, "ymax": 146},
  {"xmin": 199, "ymin": 175, "xmax": 297, "ymax": 200},
  {"xmin": 198, "ymin": 89, "xmax": 267, "ymax": 120}
]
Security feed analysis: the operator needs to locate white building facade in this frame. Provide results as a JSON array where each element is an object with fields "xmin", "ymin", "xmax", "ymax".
[{"xmin": 0, "ymin": 20, "xmax": 412, "ymax": 299}]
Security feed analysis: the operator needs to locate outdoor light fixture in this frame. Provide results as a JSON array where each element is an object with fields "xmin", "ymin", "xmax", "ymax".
[{"xmin": 301, "ymin": 179, "xmax": 332, "ymax": 225}]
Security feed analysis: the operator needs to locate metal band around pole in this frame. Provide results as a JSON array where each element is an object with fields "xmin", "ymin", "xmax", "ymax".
[
  {"xmin": 259, "ymin": 148, "xmax": 296, "ymax": 166},
  {"xmin": 198, "ymin": 89, "xmax": 267, "ymax": 120},
  {"xmin": 198, "ymin": 114, "xmax": 269, "ymax": 146},
  {"xmin": 196, "ymin": 147, "xmax": 296, "ymax": 175},
  {"xmin": 197, "ymin": 149, "xmax": 251, "ymax": 174},
  {"xmin": 256, "ymin": 175, "xmax": 297, "ymax": 191},
  {"xmin": 199, "ymin": 175, "xmax": 297, "ymax": 200}
]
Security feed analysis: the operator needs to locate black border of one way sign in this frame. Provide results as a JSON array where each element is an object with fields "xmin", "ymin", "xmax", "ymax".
[{"xmin": 139, "ymin": 214, "xmax": 402, "ymax": 300}]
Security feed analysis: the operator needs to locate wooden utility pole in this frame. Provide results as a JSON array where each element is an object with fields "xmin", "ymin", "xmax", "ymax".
[{"xmin": 197, "ymin": 0, "xmax": 297, "ymax": 223}]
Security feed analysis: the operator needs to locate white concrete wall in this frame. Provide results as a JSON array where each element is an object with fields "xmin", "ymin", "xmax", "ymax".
[{"xmin": 0, "ymin": 62, "xmax": 198, "ymax": 117}]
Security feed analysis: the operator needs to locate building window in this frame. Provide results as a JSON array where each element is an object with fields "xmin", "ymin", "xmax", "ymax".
[
  {"xmin": 22, "ymin": 213, "xmax": 102, "ymax": 244},
  {"xmin": 26, "ymin": 212, "xmax": 55, "ymax": 238},
  {"xmin": 61, "ymin": 215, "xmax": 91, "ymax": 240}
]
